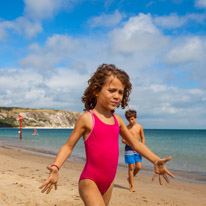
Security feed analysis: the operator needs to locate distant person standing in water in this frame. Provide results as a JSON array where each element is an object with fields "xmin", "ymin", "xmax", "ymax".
[
  {"xmin": 32, "ymin": 129, "xmax": 37, "ymax": 135},
  {"xmin": 122, "ymin": 109, "xmax": 145, "ymax": 192}
]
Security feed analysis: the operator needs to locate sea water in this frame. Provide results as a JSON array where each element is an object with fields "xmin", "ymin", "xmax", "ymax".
[{"xmin": 0, "ymin": 128, "xmax": 206, "ymax": 184}]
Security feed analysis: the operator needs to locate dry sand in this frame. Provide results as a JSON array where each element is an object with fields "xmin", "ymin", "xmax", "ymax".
[{"xmin": 0, "ymin": 146, "xmax": 206, "ymax": 206}]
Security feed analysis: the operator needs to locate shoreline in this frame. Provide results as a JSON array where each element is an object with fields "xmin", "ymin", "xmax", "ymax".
[
  {"xmin": 0, "ymin": 127, "xmax": 75, "ymax": 129},
  {"xmin": 0, "ymin": 146, "xmax": 206, "ymax": 206},
  {"xmin": 1, "ymin": 143, "xmax": 206, "ymax": 186},
  {"xmin": 1, "ymin": 127, "xmax": 206, "ymax": 129}
]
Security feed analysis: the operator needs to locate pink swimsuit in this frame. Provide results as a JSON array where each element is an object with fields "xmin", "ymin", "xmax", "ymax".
[{"xmin": 79, "ymin": 110, "xmax": 119, "ymax": 194}]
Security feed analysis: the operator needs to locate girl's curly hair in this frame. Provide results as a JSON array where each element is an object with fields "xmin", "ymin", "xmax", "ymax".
[{"xmin": 82, "ymin": 64, "xmax": 132, "ymax": 111}]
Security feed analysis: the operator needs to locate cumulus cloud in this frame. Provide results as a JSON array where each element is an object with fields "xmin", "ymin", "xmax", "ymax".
[
  {"xmin": 129, "ymin": 84, "xmax": 206, "ymax": 129},
  {"xmin": 19, "ymin": 34, "xmax": 80, "ymax": 70},
  {"xmin": 0, "ymin": 66, "xmax": 87, "ymax": 110},
  {"xmin": 88, "ymin": 10, "xmax": 124, "ymax": 28},
  {"xmin": 195, "ymin": 0, "xmax": 206, "ymax": 8},
  {"xmin": 154, "ymin": 13, "xmax": 206, "ymax": 29},
  {"xmin": 0, "ymin": 33, "xmax": 87, "ymax": 110},
  {"xmin": 154, "ymin": 13, "xmax": 187, "ymax": 28},
  {"xmin": 0, "ymin": 0, "xmax": 78, "ymax": 40},
  {"xmin": 165, "ymin": 37, "xmax": 204, "ymax": 64},
  {"xmin": 24, "ymin": 0, "xmax": 60, "ymax": 21},
  {"xmin": 0, "ymin": 17, "xmax": 43, "ymax": 40},
  {"xmin": 1, "ymin": 8, "xmax": 206, "ymax": 128},
  {"xmin": 110, "ymin": 13, "xmax": 168, "ymax": 54}
]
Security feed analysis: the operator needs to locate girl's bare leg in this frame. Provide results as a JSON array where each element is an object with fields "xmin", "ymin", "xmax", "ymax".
[
  {"xmin": 79, "ymin": 179, "xmax": 106, "ymax": 206},
  {"xmin": 103, "ymin": 182, "xmax": 114, "ymax": 206}
]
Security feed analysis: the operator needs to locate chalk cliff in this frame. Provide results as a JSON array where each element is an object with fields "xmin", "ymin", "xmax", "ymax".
[{"xmin": 0, "ymin": 107, "xmax": 81, "ymax": 128}]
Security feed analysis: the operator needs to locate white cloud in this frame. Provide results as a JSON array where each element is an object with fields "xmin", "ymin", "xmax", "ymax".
[
  {"xmin": 130, "ymin": 84, "xmax": 206, "ymax": 128},
  {"xmin": 0, "ymin": 0, "xmax": 78, "ymax": 40},
  {"xmin": 195, "ymin": 0, "xmax": 206, "ymax": 8},
  {"xmin": 154, "ymin": 13, "xmax": 206, "ymax": 29},
  {"xmin": 45, "ymin": 34, "xmax": 80, "ymax": 53},
  {"xmin": 23, "ymin": 0, "xmax": 62, "ymax": 21},
  {"xmin": 165, "ymin": 37, "xmax": 204, "ymax": 64},
  {"xmin": 110, "ymin": 13, "xmax": 168, "ymax": 54},
  {"xmin": 88, "ymin": 10, "xmax": 124, "ymax": 28},
  {"xmin": 154, "ymin": 13, "xmax": 187, "ymax": 28},
  {"xmin": 45, "ymin": 68, "xmax": 88, "ymax": 89},
  {"xmin": 19, "ymin": 34, "xmax": 80, "ymax": 69},
  {"xmin": 15, "ymin": 17, "xmax": 43, "ymax": 38},
  {"xmin": 1, "ymin": 10, "xmax": 206, "ymax": 128},
  {"xmin": 0, "ymin": 66, "xmax": 87, "ymax": 110},
  {"xmin": 0, "ymin": 17, "xmax": 42, "ymax": 40},
  {"xmin": 0, "ymin": 20, "xmax": 15, "ymax": 40}
]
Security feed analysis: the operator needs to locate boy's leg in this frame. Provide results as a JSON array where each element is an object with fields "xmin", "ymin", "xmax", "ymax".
[
  {"xmin": 103, "ymin": 181, "xmax": 114, "ymax": 206},
  {"xmin": 79, "ymin": 179, "xmax": 106, "ymax": 206},
  {"xmin": 134, "ymin": 161, "xmax": 141, "ymax": 176},
  {"xmin": 128, "ymin": 163, "xmax": 135, "ymax": 192},
  {"xmin": 133, "ymin": 153, "xmax": 142, "ymax": 177}
]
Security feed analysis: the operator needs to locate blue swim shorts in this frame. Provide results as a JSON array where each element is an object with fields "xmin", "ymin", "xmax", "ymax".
[{"xmin": 125, "ymin": 150, "xmax": 142, "ymax": 164}]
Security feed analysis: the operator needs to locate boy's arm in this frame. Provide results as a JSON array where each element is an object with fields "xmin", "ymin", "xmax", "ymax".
[
  {"xmin": 122, "ymin": 125, "xmax": 131, "ymax": 145},
  {"xmin": 122, "ymin": 136, "xmax": 130, "ymax": 145},
  {"xmin": 140, "ymin": 126, "xmax": 145, "ymax": 144},
  {"xmin": 122, "ymin": 138, "xmax": 126, "ymax": 144},
  {"xmin": 116, "ymin": 115, "xmax": 174, "ymax": 184}
]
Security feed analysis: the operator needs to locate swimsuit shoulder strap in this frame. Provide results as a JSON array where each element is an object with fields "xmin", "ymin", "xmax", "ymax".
[{"xmin": 111, "ymin": 113, "xmax": 119, "ymax": 127}]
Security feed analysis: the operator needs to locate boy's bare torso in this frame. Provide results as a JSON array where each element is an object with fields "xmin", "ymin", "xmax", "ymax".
[{"xmin": 127, "ymin": 123, "xmax": 142, "ymax": 141}]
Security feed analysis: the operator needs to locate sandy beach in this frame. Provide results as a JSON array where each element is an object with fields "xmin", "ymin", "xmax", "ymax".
[{"xmin": 0, "ymin": 146, "xmax": 206, "ymax": 206}]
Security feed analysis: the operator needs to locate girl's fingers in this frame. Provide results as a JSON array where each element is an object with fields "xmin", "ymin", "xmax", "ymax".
[
  {"xmin": 47, "ymin": 165, "xmax": 52, "ymax": 171},
  {"xmin": 41, "ymin": 183, "xmax": 51, "ymax": 193},
  {"xmin": 159, "ymin": 175, "xmax": 162, "ymax": 185},
  {"xmin": 39, "ymin": 179, "xmax": 50, "ymax": 189},
  {"xmin": 165, "ymin": 168, "xmax": 175, "ymax": 178},
  {"xmin": 163, "ymin": 174, "xmax": 170, "ymax": 183},
  {"xmin": 164, "ymin": 156, "xmax": 172, "ymax": 163},
  {"xmin": 46, "ymin": 184, "xmax": 53, "ymax": 194},
  {"xmin": 152, "ymin": 173, "xmax": 157, "ymax": 181}
]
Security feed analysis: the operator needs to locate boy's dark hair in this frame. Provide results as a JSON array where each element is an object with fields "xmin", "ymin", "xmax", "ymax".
[
  {"xmin": 82, "ymin": 63, "xmax": 132, "ymax": 111},
  {"xmin": 125, "ymin": 109, "xmax": 137, "ymax": 119}
]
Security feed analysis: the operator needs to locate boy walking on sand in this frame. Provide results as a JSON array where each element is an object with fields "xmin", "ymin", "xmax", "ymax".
[{"xmin": 122, "ymin": 109, "xmax": 145, "ymax": 192}]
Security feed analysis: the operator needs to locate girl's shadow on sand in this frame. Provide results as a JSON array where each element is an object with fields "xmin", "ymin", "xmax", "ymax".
[{"xmin": 114, "ymin": 184, "xmax": 128, "ymax": 190}]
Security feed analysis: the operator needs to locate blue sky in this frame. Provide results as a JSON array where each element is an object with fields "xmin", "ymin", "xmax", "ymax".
[{"xmin": 0, "ymin": 0, "xmax": 206, "ymax": 129}]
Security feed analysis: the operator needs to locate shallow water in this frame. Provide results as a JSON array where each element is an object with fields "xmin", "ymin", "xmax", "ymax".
[{"xmin": 0, "ymin": 128, "xmax": 206, "ymax": 184}]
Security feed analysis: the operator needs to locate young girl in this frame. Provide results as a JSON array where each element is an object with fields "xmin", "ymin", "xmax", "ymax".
[{"xmin": 39, "ymin": 64, "xmax": 174, "ymax": 206}]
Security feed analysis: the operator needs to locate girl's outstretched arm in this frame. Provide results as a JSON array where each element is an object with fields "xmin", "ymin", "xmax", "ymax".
[
  {"xmin": 117, "ymin": 115, "xmax": 175, "ymax": 184},
  {"xmin": 39, "ymin": 113, "xmax": 90, "ymax": 193}
]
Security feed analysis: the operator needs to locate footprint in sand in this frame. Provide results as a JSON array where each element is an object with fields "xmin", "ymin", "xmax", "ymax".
[
  {"xmin": 20, "ymin": 167, "xmax": 29, "ymax": 169},
  {"xmin": 7, "ymin": 170, "xmax": 14, "ymax": 173},
  {"xmin": 141, "ymin": 196, "xmax": 148, "ymax": 203}
]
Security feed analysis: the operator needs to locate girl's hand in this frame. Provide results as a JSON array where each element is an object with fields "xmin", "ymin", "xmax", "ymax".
[
  {"xmin": 39, "ymin": 165, "xmax": 59, "ymax": 194},
  {"xmin": 152, "ymin": 156, "xmax": 175, "ymax": 185}
]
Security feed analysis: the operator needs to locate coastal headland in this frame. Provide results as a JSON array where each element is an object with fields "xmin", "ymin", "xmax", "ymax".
[{"xmin": 0, "ymin": 107, "xmax": 81, "ymax": 128}]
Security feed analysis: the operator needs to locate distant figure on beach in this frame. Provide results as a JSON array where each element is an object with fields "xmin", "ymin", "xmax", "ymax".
[
  {"xmin": 39, "ymin": 64, "xmax": 174, "ymax": 206},
  {"xmin": 32, "ymin": 129, "xmax": 37, "ymax": 135},
  {"xmin": 122, "ymin": 109, "xmax": 145, "ymax": 192}
]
